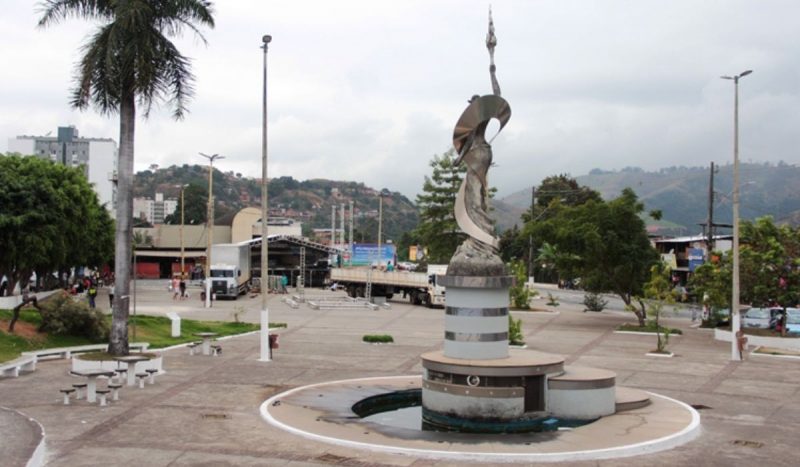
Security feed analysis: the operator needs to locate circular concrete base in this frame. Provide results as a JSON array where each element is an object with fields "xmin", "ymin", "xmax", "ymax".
[{"xmin": 260, "ymin": 375, "xmax": 700, "ymax": 463}]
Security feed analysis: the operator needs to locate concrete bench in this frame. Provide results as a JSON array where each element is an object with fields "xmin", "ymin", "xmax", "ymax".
[
  {"xmin": 145, "ymin": 368, "xmax": 158, "ymax": 384},
  {"xmin": 210, "ymin": 344, "xmax": 222, "ymax": 356},
  {"xmin": 95, "ymin": 389, "xmax": 111, "ymax": 406},
  {"xmin": 108, "ymin": 383, "xmax": 123, "ymax": 401},
  {"xmin": 187, "ymin": 342, "xmax": 201, "ymax": 356},
  {"xmin": 59, "ymin": 388, "xmax": 76, "ymax": 405},
  {"xmin": 135, "ymin": 373, "xmax": 149, "ymax": 389},
  {"xmin": 72, "ymin": 383, "xmax": 87, "ymax": 400},
  {"xmin": 23, "ymin": 342, "xmax": 149, "ymax": 361},
  {"xmin": 0, "ymin": 355, "xmax": 37, "ymax": 377},
  {"xmin": 0, "ymin": 342, "xmax": 152, "ymax": 379}
]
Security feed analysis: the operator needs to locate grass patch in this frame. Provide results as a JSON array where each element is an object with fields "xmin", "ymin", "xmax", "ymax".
[
  {"xmin": 128, "ymin": 315, "xmax": 260, "ymax": 349},
  {"xmin": 617, "ymin": 322, "xmax": 683, "ymax": 335},
  {"xmin": 1, "ymin": 309, "xmax": 95, "ymax": 362},
  {"xmin": 363, "ymin": 334, "xmax": 394, "ymax": 344},
  {"xmin": 0, "ymin": 308, "xmax": 272, "ymax": 363}
]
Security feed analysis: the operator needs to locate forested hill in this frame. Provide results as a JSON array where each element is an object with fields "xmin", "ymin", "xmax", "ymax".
[
  {"xmin": 133, "ymin": 164, "xmax": 418, "ymax": 242},
  {"xmin": 500, "ymin": 162, "xmax": 800, "ymax": 234}
]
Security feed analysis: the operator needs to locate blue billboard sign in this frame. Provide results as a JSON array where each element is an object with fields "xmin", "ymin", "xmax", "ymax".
[
  {"xmin": 351, "ymin": 244, "xmax": 396, "ymax": 267},
  {"xmin": 688, "ymin": 248, "xmax": 705, "ymax": 272}
]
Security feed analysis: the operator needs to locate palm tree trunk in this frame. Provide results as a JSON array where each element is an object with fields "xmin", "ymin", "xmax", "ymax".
[{"xmin": 109, "ymin": 94, "xmax": 135, "ymax": 355}]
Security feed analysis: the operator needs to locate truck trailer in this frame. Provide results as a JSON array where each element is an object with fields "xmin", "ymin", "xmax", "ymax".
[
  {"xmin": 210, "ymin": 242, "xmax": 252, "ymax": 299},
  {"xmin": 330, "ymin": 265, "xmax": 447, "ymax": 307}
]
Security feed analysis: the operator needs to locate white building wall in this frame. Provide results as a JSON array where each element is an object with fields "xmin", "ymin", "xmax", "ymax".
[
  {"xmin": 6, "ymin": 138, "xmax": 35, "ymax": 155},
  {"xmin": 163, "ymin": 199, "xmax": 178, "ymax": 219},
  {"xmin": 133, "ymin": 198, "xmax": 154, "ymax": 224},
  {"xmin": 87, "ymin": 140, "xmax": 117, "ymax": 214}
]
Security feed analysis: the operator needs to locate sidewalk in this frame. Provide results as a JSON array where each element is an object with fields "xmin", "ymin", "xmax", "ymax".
[{"xmin": 2, "ymin": 291, "xmax": 799, "ymax": 466}]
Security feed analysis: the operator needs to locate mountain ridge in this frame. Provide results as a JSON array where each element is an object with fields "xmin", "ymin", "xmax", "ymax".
[{"xmin": 499, "ymin": 162, "xmax": 800, "ymax": 232}]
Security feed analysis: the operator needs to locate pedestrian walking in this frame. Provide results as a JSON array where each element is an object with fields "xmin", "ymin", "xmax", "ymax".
[
  {"xmin": 107, "ymin": 283, "xmax": 115, "ymax": 308},
  {"xmin": 87, "ymin": 283, "xmax": 98, "ymax": 309},
  {"xmin": 179, "ymin": 276, "xmax": 187, "ymax": 300},
  {"xmin": 172, "ymin": 276, "xmax": 180, "ymax": 300}
]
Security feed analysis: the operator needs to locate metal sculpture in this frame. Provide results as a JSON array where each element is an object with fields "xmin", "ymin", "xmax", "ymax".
[{"xmin": 449, "ymin": 9, "xmax": 511, "ymax": 276}]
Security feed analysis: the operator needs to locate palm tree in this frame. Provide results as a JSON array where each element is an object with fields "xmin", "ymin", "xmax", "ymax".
[{"xmin": 38, "ymin": 0, "xmax": 215, "ymax": 355}]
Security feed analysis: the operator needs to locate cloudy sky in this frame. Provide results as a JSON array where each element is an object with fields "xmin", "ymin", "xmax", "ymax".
[{"xmin": 2, "ymin": 0, "xmax": 799, "ymax": 199}]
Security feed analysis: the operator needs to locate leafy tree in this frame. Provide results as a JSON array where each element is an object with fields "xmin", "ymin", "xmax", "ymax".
[
  {"xmin": 164, "ymin": 183, "xmax": 208, "ymax": 225},
  {"xmin": 691, "ymin": 217, "xmax": 800, "ymax": 332},
  {"xmin": 499, "ymin": 225, "xmax": 527, "ymax": 263},
  {"xmin": 508, "ymin": 259, "xmax": 530, "ymax": 309},
  {"xmin": 530, "ymin": 188, "xmax": 659, "ymax": 326},
  {"xmin": 415, "ymin": 150, "xmax": 466, "ymax": 264},
  {"xmin": 644, "ymin": 262, "xmax": 678, "ymax": 353},
  {"xmin": 39, "ymin": 0, "xmax": 215, "ymax": 355},
  {"xmin": 0, "ymin": 155, "xmax": 113, "ymax": 296},
  {"xmin": 689, "ymin": 254, "xmax": 731, "ymax": 326},
  {"xmin": 739, "ymin": 217, "xmax": 800, "ymax": 318},
  {"xmin": 508, "ymin": 175, "xmax": 600, "ymax": 279},
  {"xmin": 523, "ymin": 174, "xmax": 602, "ymax": 223}
]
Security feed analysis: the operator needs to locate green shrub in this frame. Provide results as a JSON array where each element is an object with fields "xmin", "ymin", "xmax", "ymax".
[
  {"xmin": 583, "ymin": 292, "xmax": 608, "ymax": 312},
  {"xmin": 616, "ymin": 321, "xmax": 682, "ymax": 335},
  {"xmin": 38, "ymin": 292, "xmax": 109, "ymax": 341},
  {"xmin": 362, "ymin": 334, "xmax": 394, "ymax": 343},
  {"xmin": 508, "ymin": 315, "xmax": 525, "ymax": 346},
  {"xmin": 546, "ymin": 292, "xmax": 560, "ymax": 307},
  {"xmin": 508, "ymin": 259, "xmax": 530, "ymax": 309}
]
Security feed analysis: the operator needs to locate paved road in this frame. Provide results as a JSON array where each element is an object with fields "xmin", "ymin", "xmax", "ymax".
[{"xmin": 2, "ymin": 286, "xmax": 798, "ymax": 466}]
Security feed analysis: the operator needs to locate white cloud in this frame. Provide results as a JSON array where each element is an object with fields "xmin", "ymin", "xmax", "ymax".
[{"xmin": 2, "ymin": 0, "xmax": 799, "ymax": 199}]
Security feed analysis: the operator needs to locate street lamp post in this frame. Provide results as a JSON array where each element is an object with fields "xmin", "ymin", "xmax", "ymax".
[
  {"xmin": 199, "ymin": 152, "xmax": 224, "ymax": 308},
  {"xmin": 260, "ymin": 34, "xmax": 272, "ymax": 362},
  {"xmin": 377, "ymin": 190, "xmax": 388, "ymax": 269},
  {"xmin": 721, "ymin": 69, "xmax": 752, "ymax": 361},
  {"xmin": 175, "ymin": 184, "xmax": 189, "ymax": 277}
]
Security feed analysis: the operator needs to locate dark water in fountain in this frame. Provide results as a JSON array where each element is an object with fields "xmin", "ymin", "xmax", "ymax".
[{"xmin": 354, "ymin": 389, "xmax": 594, "ymax": 434}]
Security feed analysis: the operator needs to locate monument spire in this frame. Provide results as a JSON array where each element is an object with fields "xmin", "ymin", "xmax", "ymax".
[{"xmin": 487, "ymin": 7, "xmax": 501, "ymax": 96}]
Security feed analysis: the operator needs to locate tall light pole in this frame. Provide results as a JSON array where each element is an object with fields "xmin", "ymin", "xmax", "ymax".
[
  {"xmin": 721, "ymin": 69, "xmax": 752, "ymax": 361},
  {"xmin": 348, "ymin": 200, "xmax": 354, "ymax": 267},
  {"xmin": 199, "ymin": 152, "xmax": 224, "ymax": 308},
  {"xmin": 175, "ymin": 184, "xmax": 189, "ymax": 277},
  {"xmin": 377, "ymin": 189, "xmax": 389, "ymax": 267},
  {"xmin": 260, "ymin": 34, "xmax": 272, "ymax": 362}
]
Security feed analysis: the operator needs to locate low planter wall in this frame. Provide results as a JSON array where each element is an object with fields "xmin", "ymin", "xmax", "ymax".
[
  {"xmin": 714, "ymin": 328, "xmax": 800, "ymax": 350},
  {"xmin": 0, "ymin": 290, "xmax": 58, "ymax": 309},
  {"xmin": 71, "ymin": 353, "xmax": 164, "ymax": 374}
]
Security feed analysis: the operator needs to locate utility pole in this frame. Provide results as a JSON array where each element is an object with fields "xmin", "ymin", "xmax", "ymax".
[
  {"xmin": 706, "ymin": 162, "xmax": 715, "ymax": 254},
  {"xmin": 330, "ymin": 205, "xmax": 336, "ymax": 249},
  {"xmin": 721, "ymin": 69, "xmax": 752, "ymax": 361},
  {"xmin": 199, "ymin": 152, "xmax": 224, "ymax": 308},
  {"xmin": 527, "ymin": 186, "xmax": 535, "ymax": 280},
  {"xmin": 340, "ymin": 203, "xmax": 346, "ymax": 247},
  {"xmin": 259, "ymin": 34, "xmax": 272, "ymax": 362},
  {"xmin": 348, "ymin": 200, "xmax": 354, "ymax": 267}
]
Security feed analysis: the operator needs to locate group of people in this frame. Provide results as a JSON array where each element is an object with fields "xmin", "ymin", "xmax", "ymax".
[
  {"xmin": 171, "ymin": 275, "xmax": 188, "ymax": 300},
  {"xmin": 68, "ymin": 274, "xmax": 114, "ymax": 309}
]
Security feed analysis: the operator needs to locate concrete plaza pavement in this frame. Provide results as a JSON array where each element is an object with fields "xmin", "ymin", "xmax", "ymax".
[{"xmin": 2, "ymin": 286, "xmax": 799, "ymax": 466}]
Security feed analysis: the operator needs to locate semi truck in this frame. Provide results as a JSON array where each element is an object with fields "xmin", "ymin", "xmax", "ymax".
[
  {"xmin": 210, "ymin": 242, "xmax": 252, "ymax": 299},
  {"xmin": 330, "ymin": 265, "xmax": 447, "ymax": 307}
]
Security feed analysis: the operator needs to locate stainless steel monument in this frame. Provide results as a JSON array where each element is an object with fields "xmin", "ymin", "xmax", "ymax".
[{"xmin": 421, "ymin": 12, "xmax": 622, "ymax": 433}]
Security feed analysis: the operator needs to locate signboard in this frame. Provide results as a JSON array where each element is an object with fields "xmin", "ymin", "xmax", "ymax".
[
  {"xmin": 351, "ymin": 244, "xmax": 396, "ymax": 267},
  {"xmin": 688, "ymin": 248, "xmax": 705, "ymax": 272}
]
